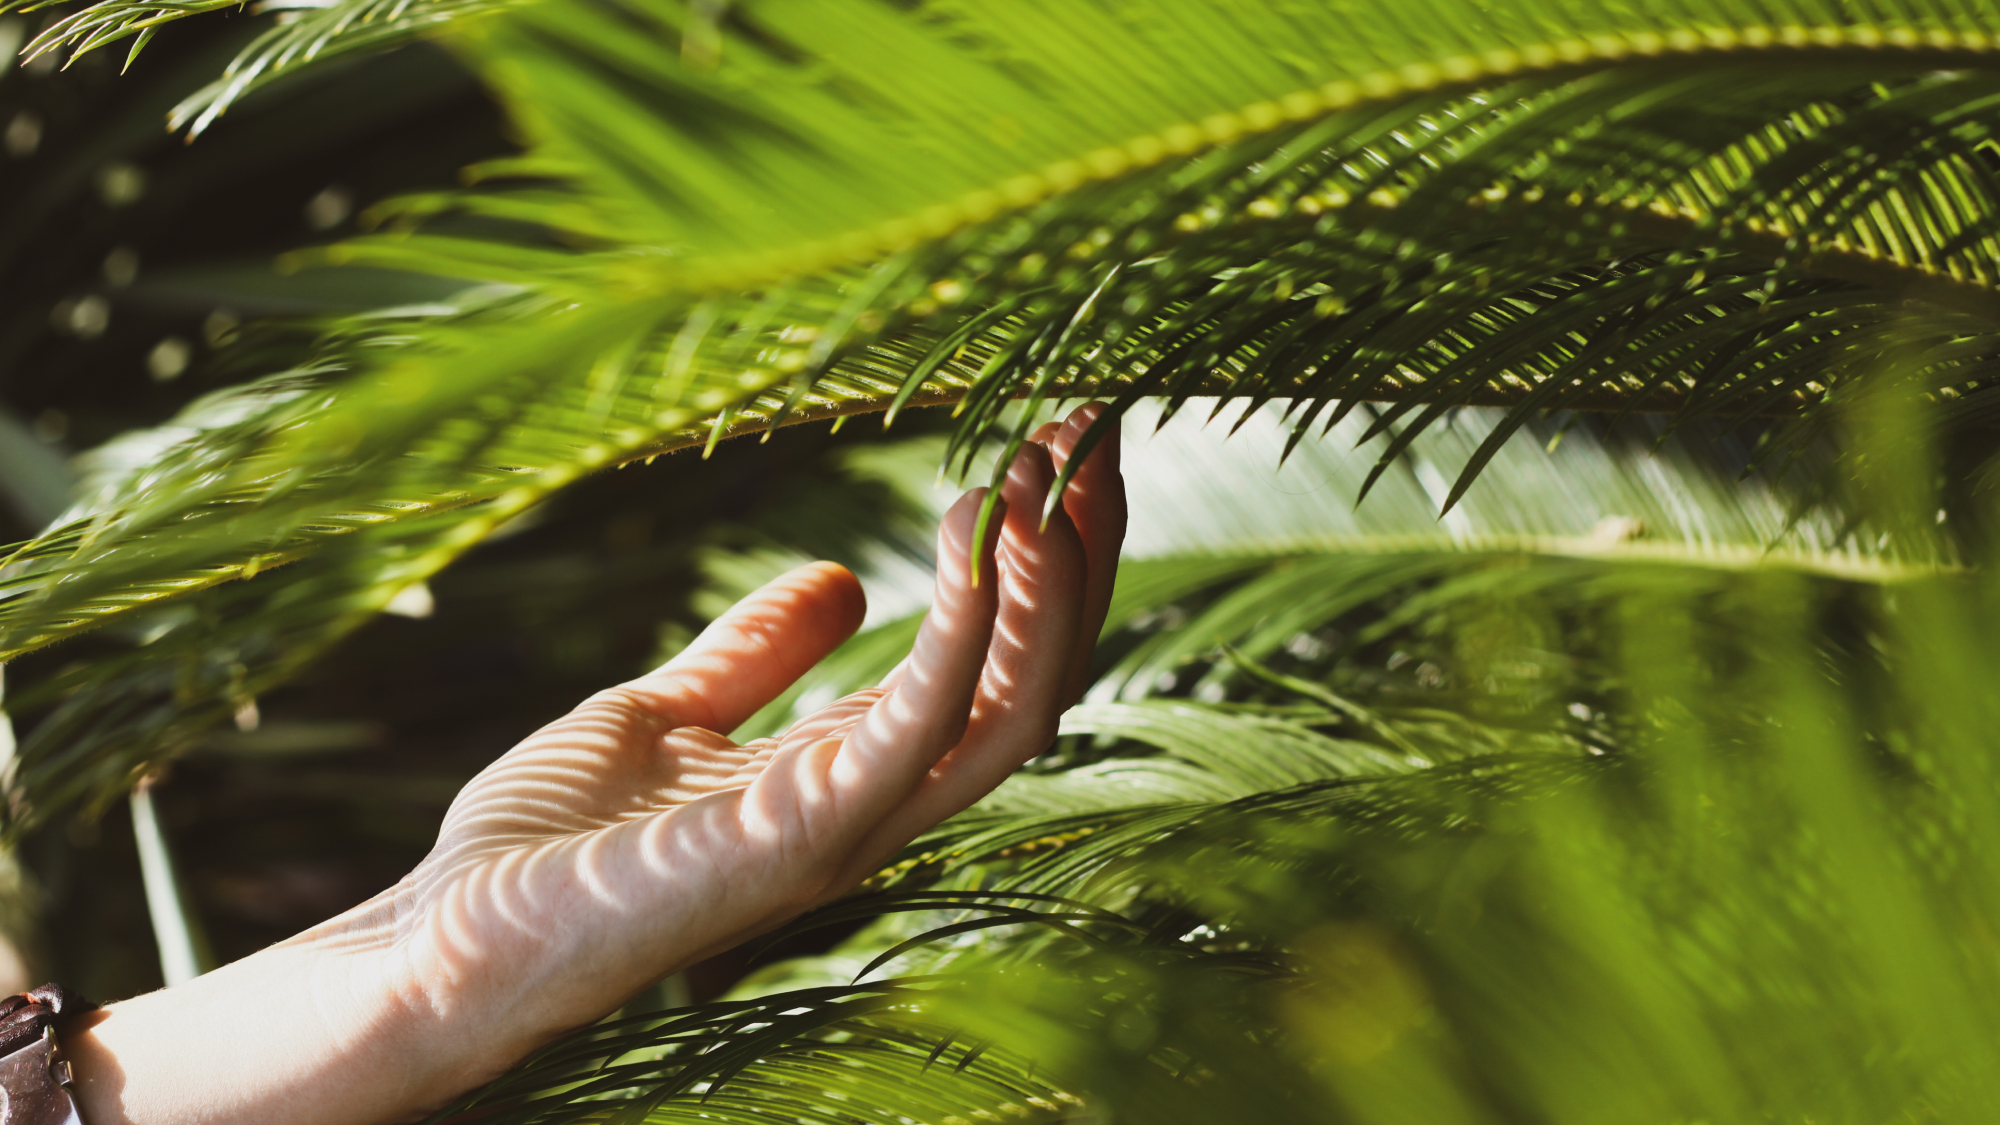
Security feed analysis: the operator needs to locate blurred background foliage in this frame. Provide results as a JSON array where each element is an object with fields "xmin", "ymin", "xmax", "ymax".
[
  {"xmin": 0, "ymin": 0, "xmax": 1994, "ymax": 1122},
  {"xmin": 0, "ymin": 5, "xmax": 510, "ymax": 996}
]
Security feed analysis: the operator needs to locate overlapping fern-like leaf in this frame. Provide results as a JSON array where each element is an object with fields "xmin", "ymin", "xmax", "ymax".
[
  {"xmin": 698, "ymin": 402, "xmax": 1928, "ymax": 901},
  {"xmin": 5, "ymin": 0, "xmax": 1998, "ymax": 827},
  {"xmin": 418, "ymin": 401, "xmax": 1986, "ymax": 1125}
]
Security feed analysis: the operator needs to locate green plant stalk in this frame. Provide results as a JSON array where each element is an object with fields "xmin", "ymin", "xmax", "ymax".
[{"xmin": 129, "ymin": 780, "xmax": 214, "ymax": 987}]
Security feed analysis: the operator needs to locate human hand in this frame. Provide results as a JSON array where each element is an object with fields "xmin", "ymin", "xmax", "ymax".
[{"xmin": 69, "ymin": 402, "xmax": 1124, "ymax": 1125}]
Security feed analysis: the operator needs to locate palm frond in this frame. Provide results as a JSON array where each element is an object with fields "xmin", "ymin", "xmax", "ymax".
[
  {"xmin": 413, "ymin": 393, "xmax": 2000, "ymax": 1125},
  {"xmin": 418, "ymin": 980, "xmax": 1079, "ymax": 1125},
  {"xmin": 730, "ymin": 396, "xmax": 1938, "ymax": 734},
  {"xmin": 6, "ymin": 1, "xmax": 1991, "ymax": 652},
  {"xmin": 706, "ymin": 401, "xmax": 1899, "ymax": 910},
  {"xmin": 472, "ymin": 568, "xmax": 2000, "ymax": 1125},
  {"xmin": 2, "ymin": 0, "xmax": 1993, "ymax": 834}
]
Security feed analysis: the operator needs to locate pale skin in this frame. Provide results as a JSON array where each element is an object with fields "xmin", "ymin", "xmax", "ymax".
[{"xmin": 60, "ymin": 402, "xmax": 1126, "ymax": 1125}]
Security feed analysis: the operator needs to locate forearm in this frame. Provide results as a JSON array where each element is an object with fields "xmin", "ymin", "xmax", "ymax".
[{"xmin": 64, "ymin": 943, "xmax": 455, "ymax": 1125}]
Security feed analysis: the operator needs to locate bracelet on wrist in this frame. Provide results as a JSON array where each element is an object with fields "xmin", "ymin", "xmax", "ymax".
[{"xmin": 0, "ymin": 985, "xmax": 97, "ymax": 1125}]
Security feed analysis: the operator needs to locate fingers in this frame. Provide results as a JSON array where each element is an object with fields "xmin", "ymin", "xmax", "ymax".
[
  {"xmin": 883, "ymin": 404, "xmax": 1122, "ymax": 703},
  {"xmin": 625, "ymin": 561, "xmax": 866, "ymax": 733},
  {"xmin": 831, "ymin": 443, "xmax": 1089, "ymax": 881},
  {"xmin": 1045, "ymin": 402, "xmax": 1126, "ymax": 702},
  {"xmin": 972, "ymin": 439, "xmax": 1090, "ymax": 759},
  {"xmin": 738, "ymin": 405, "xmax": 1117, "ymax": 896},
  {"xmin": 817, "ymin": 487, "xmax": 1004, "ymax": 816}
]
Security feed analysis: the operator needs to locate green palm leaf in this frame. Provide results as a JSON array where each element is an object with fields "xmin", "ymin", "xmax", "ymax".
[
  {"xmin": 415, "ymin": 980, "xmax": 1079, "ymax": 1125},
  {"xmin": 391, "ymin": 404, "xmax": 1986, "ymax": 1125},
  {"xmin": 698, "ymin": 400, "xmax": 1915, "ymax": 906},
  {"xmin": 0, "ymin": 0, "xmax": 1988, "ymax": 827}
]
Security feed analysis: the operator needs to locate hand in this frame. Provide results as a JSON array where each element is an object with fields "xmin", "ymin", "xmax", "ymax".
[{"xmin": 67, "ymin": 402, "xmax": 1125, "ymax": 1125}]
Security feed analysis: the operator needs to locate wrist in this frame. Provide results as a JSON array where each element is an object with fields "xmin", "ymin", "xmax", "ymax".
[{"xmin": 65, "ymin": 940, "xmax": 457, "ymax": 1125}]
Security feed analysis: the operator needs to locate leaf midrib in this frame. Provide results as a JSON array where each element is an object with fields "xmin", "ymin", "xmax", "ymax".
[{"xmin": 662, "ymin": 26, "xmax": 2000, "ymax": 293}]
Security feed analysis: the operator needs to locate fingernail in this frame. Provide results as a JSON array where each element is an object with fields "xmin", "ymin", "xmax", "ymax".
[{"xmin": 1064, "ymin": 401, "xmax": 1109, "ymax": 430}]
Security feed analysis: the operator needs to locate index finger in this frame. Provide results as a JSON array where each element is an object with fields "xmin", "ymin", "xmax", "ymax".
[
  {"xmin": 624, "ymin": 561, "xmax": 867, "ymax": 733},
  {"xmin": 825, "ymin": 487, "xmax": 1004, "ymax": 810}
]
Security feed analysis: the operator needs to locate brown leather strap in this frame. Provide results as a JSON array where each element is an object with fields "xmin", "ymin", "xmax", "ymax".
[
  {"xmin": 0, "ymin": 985, "xmax": 96, "ymax": 1124},
  {"xmin": 0, "ymin": 987, "xmax": 94, "ymax": 1062},
  {"xmin": 0, "ymin": 1034, "xmax": 84, "ymax": 1124}
]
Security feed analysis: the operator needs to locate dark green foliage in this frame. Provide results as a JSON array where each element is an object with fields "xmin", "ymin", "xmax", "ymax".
[{"xmin": 0, "ymin": 12, "xmax": 504, "ymax": 522}]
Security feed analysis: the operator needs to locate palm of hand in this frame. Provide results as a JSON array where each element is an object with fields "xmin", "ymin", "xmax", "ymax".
[
  {"xmin": 390, "ymin": 682, "xmax": 890, "ymax": 1031},
  {"xmin": 298, "ymin": 406, "xmax": 1124, "ymax": 1082}
]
